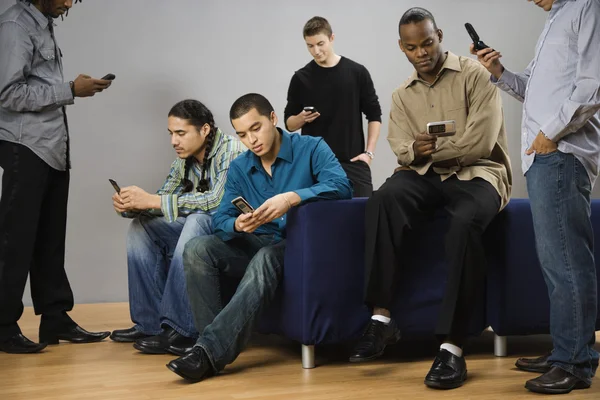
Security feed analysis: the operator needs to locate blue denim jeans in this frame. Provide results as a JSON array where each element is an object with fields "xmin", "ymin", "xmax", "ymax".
[
  {"xmin": 183, "ymin": 233, "xmax": 285, "ymax": 372},
  {"xmin": 526, "ymin": 151, "xmax": 599, "ymax": 384},
  {"xmin": 127, "ymin": 213, "xmax": 213, "ymax": 337}
]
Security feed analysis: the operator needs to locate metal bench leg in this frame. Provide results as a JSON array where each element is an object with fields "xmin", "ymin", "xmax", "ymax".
[{"xmin": 302, "ymin": 344, "xmax": 315, "ymax": 369}]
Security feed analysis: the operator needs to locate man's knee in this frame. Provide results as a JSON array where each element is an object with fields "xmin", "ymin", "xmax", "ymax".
[
  {"xmin": 183, "ymin": 234, "xmax": 222, "ymax": 276},
  {"xmin": 247, "ymin": 245, "xmax": 284, "ymax": 281}
]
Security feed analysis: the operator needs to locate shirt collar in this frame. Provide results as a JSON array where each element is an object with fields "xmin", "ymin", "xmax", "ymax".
[
  {"xmin": 248, "ymin": 128, "xmax": 293, "ymax": 172},
  {"xmin": 405, "ymin": 51, "xmax": 461, "ymax": 89},
  {"xmin": 549, "ymin": 0, "xmax": 573, "ymax": 16},
  {"xmin": 207, "ymin": 128, "xmax": 224, "ymax": 159},
  {"xmin": 19, "ymin": 1, "xmax": 51, "ymax": 29}
]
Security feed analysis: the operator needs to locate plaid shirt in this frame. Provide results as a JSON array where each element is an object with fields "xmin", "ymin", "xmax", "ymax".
[{"xmin": 153, "ymin": 128, "xmax": 246, "ymax": 222}]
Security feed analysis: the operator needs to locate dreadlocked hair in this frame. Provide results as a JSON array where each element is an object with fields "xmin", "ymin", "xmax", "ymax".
[
  {"xmin": 21, "ymin": 0, "xmax": 82, "ymax": 18},
  {"xmin": 168, "ymin": 99, "xmax": 217, "ymax": 194}
]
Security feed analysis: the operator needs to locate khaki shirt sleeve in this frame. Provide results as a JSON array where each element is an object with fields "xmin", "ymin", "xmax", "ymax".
[
  {"xmin": 432, "ymin": 66, "xmax": 504, "ymax": 166},
  {"xmin": 387, "ymin": 90, "xmax": 416, "ymax": 166}
]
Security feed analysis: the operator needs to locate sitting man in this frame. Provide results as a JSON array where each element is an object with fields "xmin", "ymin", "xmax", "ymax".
[
  {"xmin": 348, "ymin": 8, "xmax": 512, "ymax": 390},
  {"xmin": 109, "ymin": 99, "xmax": 245, "ymax": 356},
  {"xmin": 165, "ymin": 93, "xmax": 352, "ymax": 382}
]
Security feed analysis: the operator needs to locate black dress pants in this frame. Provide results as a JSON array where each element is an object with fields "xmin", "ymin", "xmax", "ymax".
[
  {"xmin": 364, "ymin": 169, "xmax": 500, "ymax": 344},
  {"xmin": 0, "ymin": 141, "xmax": 75, "ymax": 339}
]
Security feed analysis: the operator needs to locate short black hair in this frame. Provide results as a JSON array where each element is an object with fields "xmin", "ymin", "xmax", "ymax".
[
  {"xmin": 20, "ymin": 0, "xmax": 82, "ymax": 17},
  {"xmin": 229, "ymin": 93, "xmax": 274, "ymax": 121},
  {"xmin": 399, "ymin": 7, "xmax": 438, "ymax": 36}
]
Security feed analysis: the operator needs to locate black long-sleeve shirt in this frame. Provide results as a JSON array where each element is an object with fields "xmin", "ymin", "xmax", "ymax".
[{"xmin": 284, "ymin": 57, "xmax": 382, "ymax": 162}]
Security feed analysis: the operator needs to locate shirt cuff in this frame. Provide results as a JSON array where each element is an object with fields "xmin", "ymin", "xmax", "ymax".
[
  {"xmin": 540, "ymin": 116, "xmax": 564, "ymax": 142},
  {"xmin": 53, "ymin": 82, "xmax": 75, "ymax": 106},
  {"xmin": 492, "ymin": 69, "xmax": 512, "ymax": 88},
  {"xmin": 398, "ymin": 140, "xmax": 416, "ymax": 165},
  {"xmin": 293, "ymin": 188, "xmax": 316, "ymax": 203},
  {"xmin": 160, "ymin": 194, "xmax": 178, "ymax": 223}
]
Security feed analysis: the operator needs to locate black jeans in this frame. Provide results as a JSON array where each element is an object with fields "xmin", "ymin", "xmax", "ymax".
[
  {"xmin": 364, "ymin": 170, "xmax": 500, "ymax": 344},
  {"xmin": 340, "ymin": 160, "xmax": 373, "ymax": 198},
  {"xmin": 0, "ymin": 141, "xmax": 75, "ymax": 339}
]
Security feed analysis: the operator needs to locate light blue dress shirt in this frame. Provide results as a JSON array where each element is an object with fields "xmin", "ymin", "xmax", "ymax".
[{"xmin": 493, "ymin": 0, "xmax": 600, "ymax": 185}]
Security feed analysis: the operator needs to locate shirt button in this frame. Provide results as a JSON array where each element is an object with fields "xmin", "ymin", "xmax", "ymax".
[{"xmin": 431, "ymin": 104, "xmax": 434, "ymax": 108}]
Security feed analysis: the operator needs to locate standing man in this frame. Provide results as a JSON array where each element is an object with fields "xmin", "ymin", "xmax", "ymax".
[
  {"xmin": 284, "ymin": 16, "xmax": 382, "ymax": 197},
  {"xmin": 0, "ymin": 0, "xmax": 113, "ymax": 353},
  {"xmin": 473, "ymin": 0, "xmax": 600, "ymax": 394}
]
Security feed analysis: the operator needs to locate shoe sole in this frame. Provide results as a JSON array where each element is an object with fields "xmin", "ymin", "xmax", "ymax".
[
  {"xmin": 424, "ymin": 372, "xmax": 467, "ymax": 390},
  {"xmin": 110, "ymin": 336, "xmax": 141, "ymax": 343},
  {"xmin": 515, "ymin": 364, "xmax": 551, "ymax": 373},
  {"xmin": 348, "ymin": 331, "xmax": 402, "ymax": 363},
  {"xmin": 525, "ymin": 380, "xmax": 590, "ymax": 394},
  {"xmin": 133, "ymin": 342, "xmax": 169, "ymax": 354},
  {"xmin": 0, "ymin": 344, "xmax": 48, "ymax": 354},
  {"xmin": 40, "ymin": 332, "xmax": 110, "ymax": 345},
  {"xmin": 166, "ymin": 362, "xmax": 204, "ymax": 382}
]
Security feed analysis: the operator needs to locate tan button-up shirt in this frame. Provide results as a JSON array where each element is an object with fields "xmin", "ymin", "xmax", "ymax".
[{"xmin": 388, "ymin": 51, "xmax": 512, "ymax": 209}]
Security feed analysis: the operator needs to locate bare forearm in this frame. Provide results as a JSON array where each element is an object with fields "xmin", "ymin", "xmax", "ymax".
[
  {"xmin": 366, "ymin": 121, "xmax": 381, "ymax": 152},
  {"xmin": 286, "ymin": 115, "xmax": 305, "ymax": 132}
]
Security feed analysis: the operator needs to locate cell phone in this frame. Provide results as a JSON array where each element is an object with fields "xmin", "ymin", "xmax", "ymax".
[
  {"xmin": 303, "ymin": 106, "xmax": 319, "ymax": 114},
  {"xmin": 231, "ymin": 196, "xmax": 254, "ymax": 214},
  {"xmin": 427, "ymin": 120, "xmax": 456, "ymax": 137},
  {"xmin": 101, "ymin": 73, "xmax": 116, "ymax": 80},
  {"xmin": 109, "ymin": 178, "xmax": 121, "ymax": 194},
  {"xmin": 465, "ymin": 23, "xmax": 490, "ymax": 51}
]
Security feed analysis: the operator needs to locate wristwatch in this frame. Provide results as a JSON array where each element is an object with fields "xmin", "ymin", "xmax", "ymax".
[
  {"xmin": 364, "ymin": 150, "xmax": 375, "ymax": 160},
  {"xmin": 69, "ymin": 81, "xmax": 76, "ymax": 98}
]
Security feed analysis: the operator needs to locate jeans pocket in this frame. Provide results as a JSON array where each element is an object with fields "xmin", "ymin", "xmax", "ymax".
[{"xmin": 534, "ymin": 150, "xmax": 563, "ymax": 164}]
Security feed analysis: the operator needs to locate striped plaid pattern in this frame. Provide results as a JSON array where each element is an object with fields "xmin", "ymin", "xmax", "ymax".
[{"xmin": 157, "ymin": 128, "xmax": 246, "ymax": 222}]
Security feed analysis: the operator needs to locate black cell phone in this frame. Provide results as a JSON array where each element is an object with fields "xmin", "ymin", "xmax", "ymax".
[
  {"xmin": 109, "ymin": 178, "xmax": 121, "ymax": 194},
  {"xmin": 304, "ymin": 106, "xmax": 319, "ymax": 114},
  {"xmin": 465, "ymin": 23, "xmax": 490, "ymax": 51},
  {"xmin": 101, "ymin": 73, "xmax": 116, "ymax": 80},
  {"xmin": 231, "ymin": 196, "xmax": 254, "ymax": 214}
]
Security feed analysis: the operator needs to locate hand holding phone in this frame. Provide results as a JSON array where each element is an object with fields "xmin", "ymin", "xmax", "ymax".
[
  {"xmin": 303, "ymin": 106, "xmax": 319, "ymax": 114},
  {"xmin": 101, "ymin": 73, "xmax": 116, "ymax": 81}
]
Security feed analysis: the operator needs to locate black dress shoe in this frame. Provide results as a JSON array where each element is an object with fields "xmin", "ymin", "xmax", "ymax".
[
  {"xmin": 516, "ymin": 352, "xmax": 599, "ymax": 375},
  {"xmin": 133, "ymin": 327, "xmax": 196, "ymax": 356},
  {"xmin": 166, "ymin": 346, "xmax": 215, "ymax": 382},
  {"xmin": 39, "ymin": 325, "xmax": 110, "ymax": 344},
  {"xmin": 110, "ymin": 326, "xmax": 151, "ymax": 343},
  {"xmin": 348, "ymin": 319, "xmax": 401, "ymax": 363},
  {"xmin": 525, "ymin": 366, "xmax": 590, "ymax": 394},
  {"xmin": 516, "ymin": 352, "xmax": 553, "ymax": 373},
  {"xmin": 0, "ymin": 334, "xmax": 47, "ymax": 354},
  {"xmin": 424, "ymin": 349, "xmax": 467, "ymax": 390}
]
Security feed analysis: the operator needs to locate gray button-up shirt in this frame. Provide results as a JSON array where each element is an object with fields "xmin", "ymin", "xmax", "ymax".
[
  {"xmin": 0, "ymin": 2, "xmax": 74, "ymax": 171},
  {"xmin": 493, "ymin": 0, "xmax": 600, "ymax": 185}
]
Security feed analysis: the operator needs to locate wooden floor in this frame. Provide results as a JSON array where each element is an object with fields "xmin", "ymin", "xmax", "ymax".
[{"xmin": 1, "ymin": 304, "xmax": 599, "ymax": 400}]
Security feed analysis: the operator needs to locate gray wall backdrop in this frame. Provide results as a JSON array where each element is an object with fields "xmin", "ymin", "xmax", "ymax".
[{"xmin": 1, "ymin": 0, "xmax": 596, "ymax": 306}]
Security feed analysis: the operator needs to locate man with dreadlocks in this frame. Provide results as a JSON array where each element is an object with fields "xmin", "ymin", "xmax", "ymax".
[
  {"xmin": 0, "ymin": 0, "xmax": 114, "ymax": 353},
  {"xmin": 109, "ymin": 100, "xmax": 246, "ymax": 356}
]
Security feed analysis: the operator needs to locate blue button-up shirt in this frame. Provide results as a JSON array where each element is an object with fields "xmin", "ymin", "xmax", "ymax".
[
  {"xmin": 0, "ymin": 2, "xmax": 74, "ymax": 171},
  {"xmin": 214, "ymin": 129, "xmax": 352, "ymax": 240},
  {"xmin": 493, "ymin": 0, "xmax": 600, "ymax": 184}
]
